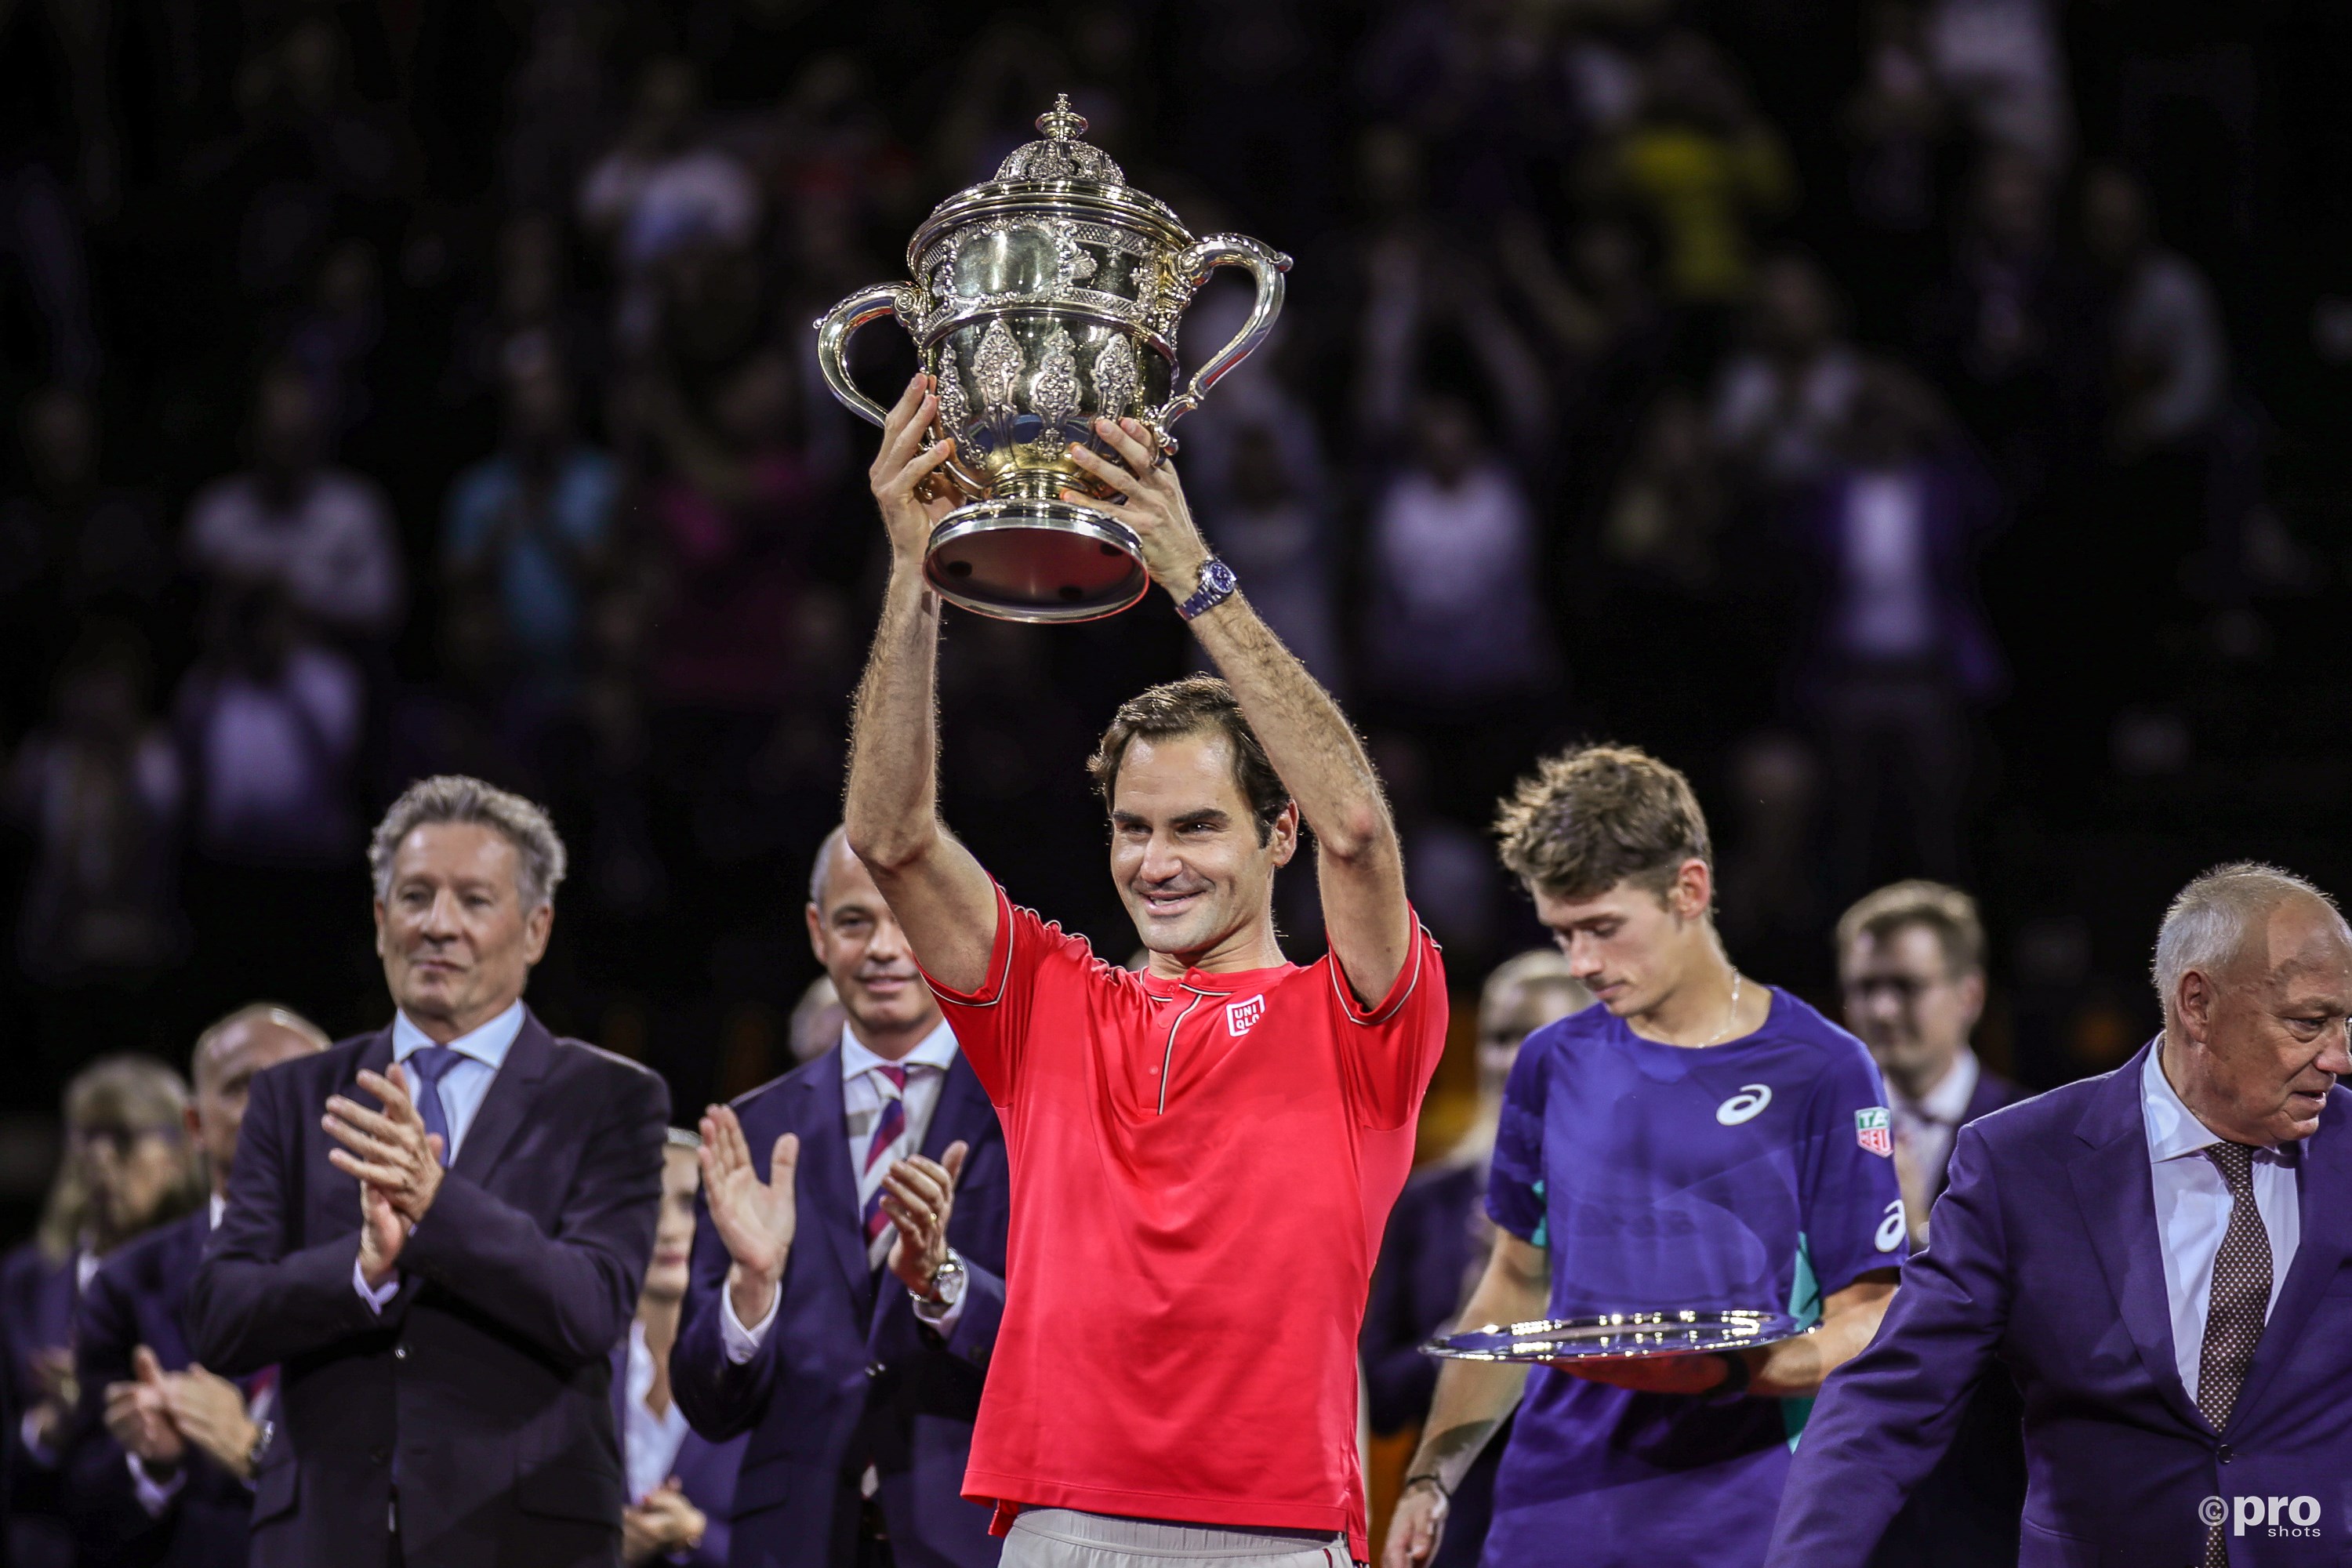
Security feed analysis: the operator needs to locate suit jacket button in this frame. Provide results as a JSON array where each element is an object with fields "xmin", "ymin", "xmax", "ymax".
[
  {"xmin": 2218, "ymin": 1444, "xmax": 2233, "ymax": 1463},
  {"xmin": 866, "ymin": 1360, "xmax": 885, "ymax": 1378},
  {"xmin": 394, "ymin": 1344, "xmax": 408, "ymax": 1360}
]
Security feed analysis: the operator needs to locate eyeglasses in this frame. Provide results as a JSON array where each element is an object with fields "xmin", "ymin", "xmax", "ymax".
[{"xmin": 1840, "ymin": 975, "xmax": 1952, "ymax": 1005}]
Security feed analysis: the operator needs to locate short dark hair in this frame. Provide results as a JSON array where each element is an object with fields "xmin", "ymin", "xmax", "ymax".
[
  {"xmin": 1087, "ymin": 677, "xmax": 1290, "ymax": 844},
  {"xmin": 1837, "ymin": 880, "xmax": 1987, "ymax": 978},
  {"xmin": 1494, "ymin": 743, "xmax": 1711, "ymax": 902}
]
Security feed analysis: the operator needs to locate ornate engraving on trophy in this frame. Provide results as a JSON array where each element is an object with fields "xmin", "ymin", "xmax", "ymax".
[
  {"xmin": 935, "ymin": 344, "xmax": 969, "ymax": 435},
  {"xmin": 972, "ymin": 318, "xmax": 1024, "ymax": 425},
  {"xmin": 1092, "ymin": 336, "xmax": 1138, "ymax": 421},
  {"xmin": 1033, "ymin": 328, "xmax": 1082, "ymax": 442}
]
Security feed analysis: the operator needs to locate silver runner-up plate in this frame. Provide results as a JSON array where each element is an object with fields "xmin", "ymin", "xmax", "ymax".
[{"xmin": 1421, "ymin": 1310, "xmax": 1808, "ymax": 1363}]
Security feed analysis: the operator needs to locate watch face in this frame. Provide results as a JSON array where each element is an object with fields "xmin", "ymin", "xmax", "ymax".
[{"xmin": 1206, "ymin": 561, "xmax": 1236, "ymax": 593}]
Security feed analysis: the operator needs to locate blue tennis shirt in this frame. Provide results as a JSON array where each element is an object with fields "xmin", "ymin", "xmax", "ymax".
[{"xmin": 1482, "ymin": 988, "xmax": 1907, "ymax": 1568}]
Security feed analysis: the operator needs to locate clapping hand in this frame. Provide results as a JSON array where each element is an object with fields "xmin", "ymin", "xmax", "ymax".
[
  {"xmin": 883, "ymin": 1141, "xmax": 968, "ymax": 1301},
  {"xmin": 622, "ymin": 1478, "xmax": 707, "ymax": 1564},
  {"xmin": 698, "ymin": 1105, "xmax": 800, "ymax": 1330},
  {"xmin": 326, "ymin": 1063, "xmax": 446, "ymax": 1224},
  {"xmin": 102, "ymin": 1346, "xmax": 184, "ymax": 1468},
  {"xmin": 163, "ymin": 1364, "xmax": 260, "ymax": 1480}
]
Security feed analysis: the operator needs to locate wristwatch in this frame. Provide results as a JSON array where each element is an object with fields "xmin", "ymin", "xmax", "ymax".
[
  {"xmin": 1177, "ymin": 558, "xmax": 1239, "ymax": 622},
  {"xmin": 245, "ymin": 1418, "xmax": 274, "ymax": 1477},
  {"xmin": 913, "ymin": 1250, "xmax": 967, "ymax": 1324}
]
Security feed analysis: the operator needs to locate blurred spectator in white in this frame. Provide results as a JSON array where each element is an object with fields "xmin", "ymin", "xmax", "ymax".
[
  {"xmin": 172, "ymin": 587, "xmax": 362, "ymax": 871},
  {"xmin": 8, "ymin": 625, "xmax": 184, "ymax": 990},
  {"xmin": 1590, "ymin": 31, "xmax": 1795, "ymax": 309},
  {"xmin": 1711, "ymin": 252, "xmax": 1867, "ymax": 489},
  {"xmin": 183, "ymin": 362, "xmax": 405, "ymax": 642},
  {"xmin": 1922, "ymin": 0, "xmax": 2072, "ymax": 171},
  {"xmin": 579, "ymin": 58, "xmax": 760, "ymax": 354},
  {"xmin": 444, "ymin": 347, "xmax": 617, "ymax": 699},
  {"xmin": 1363, "ymin": 394, "xmax": 1557, "ymax": 712},
  {"xmin": 1781, "ymin": 372, "xmax": 2002, "ymax": 898},
  {"xmin": 2080, "ymin": 165, "xmax": 2226, "ymax": 461},
  {"xmin": 1845, "ymin": 2, "xmax": 1947, "ymax": 236}
]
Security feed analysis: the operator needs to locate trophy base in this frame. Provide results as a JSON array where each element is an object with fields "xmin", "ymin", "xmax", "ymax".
[{"xmin": 924, "ymin": 499, "xmax": 1150, "ymax": 623}]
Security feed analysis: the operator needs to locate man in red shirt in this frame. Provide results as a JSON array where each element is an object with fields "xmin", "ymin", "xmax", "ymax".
[{"xmin": 832, "ymin": 375, "xmax": 1446, "ymax": 1566}]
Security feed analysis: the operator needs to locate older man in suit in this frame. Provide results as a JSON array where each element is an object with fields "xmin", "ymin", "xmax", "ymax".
[
  {"xmin": 67, "ymin": 1004, "xmax": 328, "ymax": 1567},
  {"xmin": 674, "ymin": 826, "xmax": 1007, "ymax": 1568},
  {"xmin": 1770, "ymin": 862, "xmax": 2352, "ymax": 1568},
  {"xmin": 189, "ymin": 775, "xmax": 670, "ymax": 1568}
]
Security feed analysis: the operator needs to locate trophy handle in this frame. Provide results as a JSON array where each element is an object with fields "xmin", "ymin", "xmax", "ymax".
[
  {"xmin": 814, "ymin": 285, "xmax": 985, "ymax": 495},
  {"xmin": 1152, "ymin": 235, "xmax": 1293, "ymax": 437}
]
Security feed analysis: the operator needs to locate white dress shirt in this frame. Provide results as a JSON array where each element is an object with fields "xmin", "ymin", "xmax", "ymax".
[
  {"xmin": 721, "ymin": 1019, "xmax": 964, "ymax": 1359},
  {"xmin": 2142, "ymin": 1044, "xmax": 2300, "ymax": 1402},
  {"xmin": 623, "ymin": 1319, "xmax": 691, "ymax": 1505},
  {"xmin": 354, "ymin": 1002, "xmax": 528, "ymax": 1313}
]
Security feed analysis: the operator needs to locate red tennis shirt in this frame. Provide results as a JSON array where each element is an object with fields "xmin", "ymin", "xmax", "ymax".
[{"xmin": 921, "ymin": 884, "xmax": 1448, "ymax": 1559}]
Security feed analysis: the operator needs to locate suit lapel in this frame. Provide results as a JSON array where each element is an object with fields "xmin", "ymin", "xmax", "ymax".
[
  {"xmin": 793, "ymin": 1060, "xmax": 874, "ymax": 1313},
  {"xmin": 2230, "ymin": 1091, "xmax": 2352, "ymax": 1424},
  {"xmin": 448, "ymin": 1011, "xmax": 553, "ymax": 1185},
  {"xmin": 2067, "ymin": 1044, "xmax": 2209, "ymax": 1435}
]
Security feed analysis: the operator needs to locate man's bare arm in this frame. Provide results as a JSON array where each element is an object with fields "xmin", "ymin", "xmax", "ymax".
[
  {"xmin": 1066, "ymin": 418, "xmax": 1412, "ymax": 1001},
  {"xmin": 840, "ymin": 374, "xmax": 998, "ymax": 994},
  {"xmin": 1383, "ymin": 1232, "xmax": 1549, "ymax": 1568},
  {"xmin": 1750, "ymin": 1272, "xmax": 1896, "ymax": 1398}
]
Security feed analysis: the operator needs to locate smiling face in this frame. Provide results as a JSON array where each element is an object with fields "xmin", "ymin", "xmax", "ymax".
[
  {"xmin": 1530, "ymin": 863, "xmax": 1714, "ymax": 1019},
  {"xmin": 1109, "ymin": 729, "xmax": 1297, "ymax": 969},
  {"xmin": 2171, "ymin": 895, "xmax": 2352, "ymax": 1145},
  {"xmin": 807, "ymin": 834, "xmax": 941, "ymax": 1054},
  {"xmin": 375, "ymin": 822, "xmax": 552, "ymax": 1039},
  {"xmin": 642, "ymin": 1144, "xmax": 699, "ymax": 1305}
]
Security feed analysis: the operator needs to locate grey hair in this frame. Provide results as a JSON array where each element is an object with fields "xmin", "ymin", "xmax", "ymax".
[
  {"xmin": 808, "ymin": 823, "xmax": 851, "ymax": 908},
  {"xmin": 2151, "ymin": 862, "xmax": 2341, "ymax": 1023},
  {"xmin": 192, "ymin": 1002, "xmax": 329, "ymax": 1085},
  {"xmin": 368, "ymin": 775, "xmax": 568, "ymax": 909},
  {"xmin": 663, "ymin": 1127, "xmax": 703, "ymax": 1152}
]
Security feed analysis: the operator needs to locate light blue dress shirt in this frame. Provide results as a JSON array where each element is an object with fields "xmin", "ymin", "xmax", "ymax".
[
  {"xmin": 2141, "ymin": 1044, "xmax": 2300, "ymax": 1402},
  {"xmin": 354, "ymin": 1001, "xmax": 528, "ymax": 1312},
  {"xmin": 390, "ymin": 1000, "xmax": 527, "ymax": 1160}
]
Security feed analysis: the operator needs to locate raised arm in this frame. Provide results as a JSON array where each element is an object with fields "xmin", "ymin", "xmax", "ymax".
[
  {"xmin": 1067, "ymin": 419, "xmax": 1412, "ymax": 1001},
  {"xmin": 840, "ymin": 374, "xmax": 1000, "ymax": 996}
]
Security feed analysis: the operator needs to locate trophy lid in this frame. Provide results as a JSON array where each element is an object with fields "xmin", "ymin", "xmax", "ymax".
[{"xmin": 910, "ymin": 95, "xmax": 1188, "ymax": 263}]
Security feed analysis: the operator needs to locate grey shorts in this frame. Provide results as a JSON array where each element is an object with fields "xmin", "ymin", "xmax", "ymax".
[{"xmin": 1001, "ymin": 1509, "xmax": 1354, "ymax": 1568}]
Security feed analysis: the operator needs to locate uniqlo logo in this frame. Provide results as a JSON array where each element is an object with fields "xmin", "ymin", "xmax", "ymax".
[{"xmin": 1226, "ymin": 995, "xmax": 1266, "ymax": 1036}]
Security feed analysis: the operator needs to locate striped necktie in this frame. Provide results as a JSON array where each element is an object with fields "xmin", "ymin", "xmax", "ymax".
[{"xmin": 861, "ymin": 1065, "xmax": 910, "ymax": 1268}]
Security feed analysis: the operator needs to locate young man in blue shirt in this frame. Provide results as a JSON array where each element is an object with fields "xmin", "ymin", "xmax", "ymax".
[{"xmin": 1385, "ymin": 744, "xmax": 1906, "ymax": 1568}]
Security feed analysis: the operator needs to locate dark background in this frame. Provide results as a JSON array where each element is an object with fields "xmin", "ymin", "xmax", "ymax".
[{"xmin": 5, "ymin": 0, "xmax": 2351, "ymax": 1244}]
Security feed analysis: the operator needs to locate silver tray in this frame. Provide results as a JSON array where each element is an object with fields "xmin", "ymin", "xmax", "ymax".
[{"xmin": 1422, "ymin": 1309, "xmax": 1807, "ymax": 1363}]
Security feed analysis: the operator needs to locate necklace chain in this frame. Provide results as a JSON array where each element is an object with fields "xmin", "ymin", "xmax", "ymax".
[{"xmin": 1701, "ymin": 971, "xmax": 1744, "ymax": 1046}]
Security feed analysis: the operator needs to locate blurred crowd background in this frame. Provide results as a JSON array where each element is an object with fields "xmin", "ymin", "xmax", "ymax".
[{"xmin": 4, "ymin": 0, "xmax": 2352, "ymax": 1244}]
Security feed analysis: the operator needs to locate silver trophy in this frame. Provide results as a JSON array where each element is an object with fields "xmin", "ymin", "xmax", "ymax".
[{"xmin": 815, "ymin": 96, "xmax": 1290, "ymax": 622}]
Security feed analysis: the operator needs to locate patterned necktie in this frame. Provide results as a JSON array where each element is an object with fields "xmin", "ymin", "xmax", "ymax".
[
  {"xmin": 861, "ymin": 1065, "xmax": 910, "ymax": 1267},
  {"xmin": 404, "ymin": 1047, "xmax": 463, "ymax": 1167},
  {"xmin": 2197, "ymin": 1142, "xmax": 2272, "ymax": 1568}
]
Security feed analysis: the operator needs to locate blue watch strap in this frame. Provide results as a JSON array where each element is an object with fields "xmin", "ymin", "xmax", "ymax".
[{"xmin": 1178, "ymin": 560, "xmax": 1238, "ymax": 621}]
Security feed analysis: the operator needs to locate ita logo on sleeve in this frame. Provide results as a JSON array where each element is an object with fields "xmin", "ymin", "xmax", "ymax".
[
  {"xmin": 1855, "ymin": 1106, "xmax": 1894, "ymax": 1157},
  {"xmin": 1226, "ymin": 995, "xmax": 1266, "ymax": 1037}
]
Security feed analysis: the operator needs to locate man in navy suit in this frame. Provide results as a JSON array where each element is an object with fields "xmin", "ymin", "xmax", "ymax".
[
  {"xmin": 1771, "ymin": 862, "xmax": 2352, "ymax": 1567},
  {"xmin": 189, "ymin": 775, "xmax": 670, "ymax": 1568},
  {"xmin": 674, "ymin": 826, "xmax": 1007, "ymax": 1568},
  {"xmin": 67, "ymin": 1004, "xmax": 329, "ymax": 1567},
  {"xmin": 1835, "ymin": 880, "xmax": 2030, "ymax": 1568}
]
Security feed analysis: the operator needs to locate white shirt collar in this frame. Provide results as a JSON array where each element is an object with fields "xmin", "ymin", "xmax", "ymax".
[
  {"xmin": 2142, "ymin": 1039, "xmax": 2279, "ymax": 1160},
  {"xmin": 1896, "ymin": 1047, "xmax": 1980, "ymax": 1126},
  {"xmin": 209, "ymin": 1192, "xmax": 225, "ymax": 1231},
  {"xmin": 393, "ymin": 999, "xmax": 527, "ymax": 1070},
  {"xmin": 839, "ymin": 1017, "xmax": 959, "ymax": 1081}
]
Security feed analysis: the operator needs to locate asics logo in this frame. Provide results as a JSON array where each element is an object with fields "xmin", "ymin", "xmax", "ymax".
[{"xmin": 1716, "ymin": 1084, "xmax": 1773, "ymax": 1125}]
